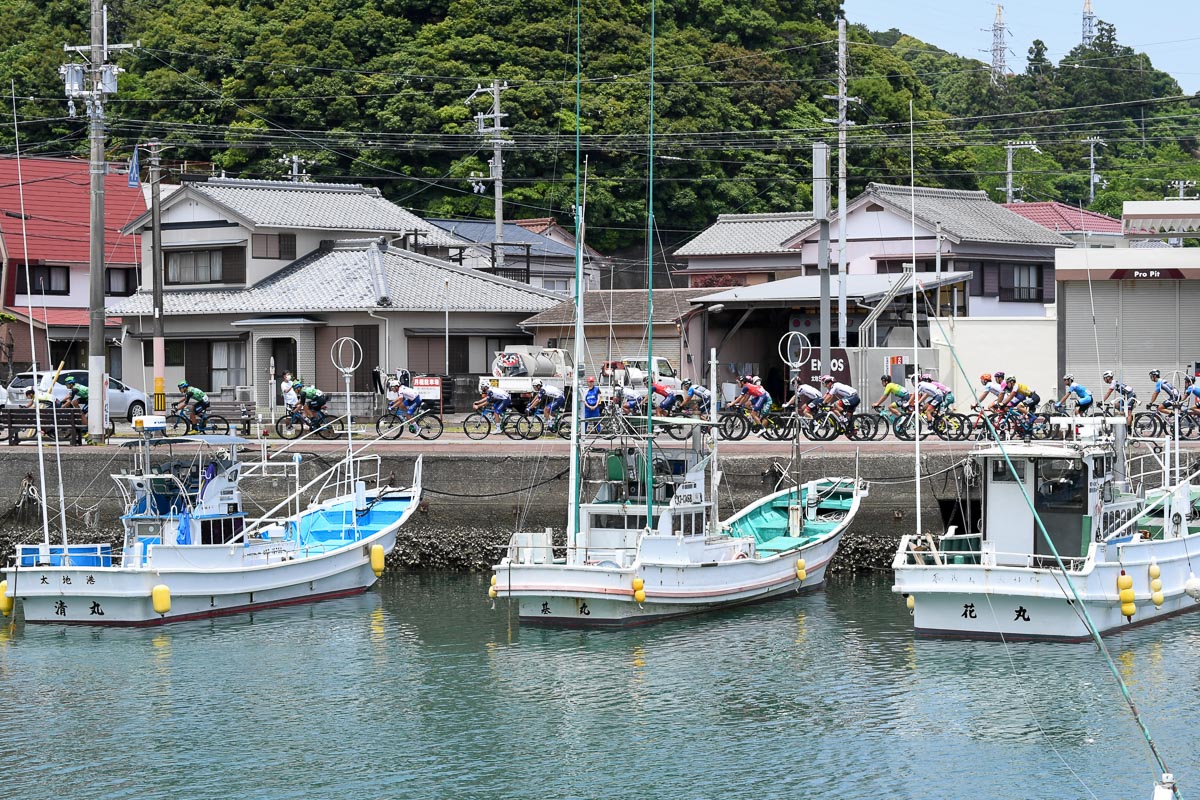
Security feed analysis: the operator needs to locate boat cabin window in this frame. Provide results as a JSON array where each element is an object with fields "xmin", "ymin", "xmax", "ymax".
[
  {"xmin": 199, "ymin": 516, "xmax": 245, "ymax": 545},
  {"xmin": 1035, "ymin": 459, "xmax": 1085, "ymax": 511},
  {"xmin": 990, "ymin": 460, "xmax": 1025, "ymax": 482}
]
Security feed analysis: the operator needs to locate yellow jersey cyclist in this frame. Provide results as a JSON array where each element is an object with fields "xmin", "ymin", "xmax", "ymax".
[
  {"xmin": 1000, "ymin": 376, "xmax": 1041, "ymax": 425},
  {"xmin": 872, "ymin": 374, "xmax": 913, "ymax": 417}
]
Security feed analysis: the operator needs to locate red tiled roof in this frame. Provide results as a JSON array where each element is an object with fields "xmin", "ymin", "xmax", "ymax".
[
  {"xmin": 514, "ymin": 217, "xmax": 555, "ymax": 234},
  {"xmin": 0, "ymin": 156, "xmax": 145, "ymax": 265},
  {"xmin": 10, "ymin": 307, "xmax": 122, "ymax": 327},
  {"xmin": 1001, "ymin": 201, "xmax": 1122, "ymax": 234}
]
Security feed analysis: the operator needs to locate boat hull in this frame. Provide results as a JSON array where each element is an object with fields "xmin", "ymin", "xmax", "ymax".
[
  {"xmin": 497, "ymin": 532, "xmax": 841, "ymax": 628},
  {"xmin": 894, "ymin": 535, "xmax": 1200, "ymax": 641}
]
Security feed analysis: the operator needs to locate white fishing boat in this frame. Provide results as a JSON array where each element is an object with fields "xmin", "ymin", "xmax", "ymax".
[
  {"xmin": 1, "ymin": 431, "xmax": 422, "ymax": 626},
  {"xmin": 892, "ymin": 416, "xmax": 1200, "ymax": 641}
]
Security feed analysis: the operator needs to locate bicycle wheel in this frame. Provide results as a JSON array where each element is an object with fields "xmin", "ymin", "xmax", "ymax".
[
  {"xmin": 275, "ymin": 414, "xmax": 302, "ymax": 439},
  {"xmin": 416, "ymin": 414, "xmax": 444, "ymax": 440},
  {"xmin": 555, "ymin": 414, "xmax": 573, "ymax": 440},
  {"xmin": 166, "ymin": 413, "xmax": 192, "ymax": 436},
  {"xmin": 462, "ymin": 412, "xmax": 492, "ymax": 440},
  {"xmin": 762, "ymin": 415, "xmax": 791, "ymax": 441},
  {"xmin": 1133, "ymin": 412, "xmax": 1161, "ymax": 438},
  {"xmin": 376, "ymin": 413, "xmax": 405, "ymax": 440},
  {"xmin": 810, "ymin": 412, "xmax": 839, "ymax": 442},
  {"xmin": 316, "ymin": 416, "xmax": 343, "ymax": 440},
  {"xmin": 720, "ymin": 413, "xmax": 749, "ymax": 441},
  {"xmin": 664, "ymin": 418, "xmax": 690, "ymax": 440},
  {"xmin": 521, "ymin": 414, "xmax": 544, "ymax": 440},
  {"xmin": 1028, "ymin": 414, "xmax": 1052, "ymax": 440},
  {"xmin": 849, "ymin": 415, "xmax": 875, "ymax": 441},
  {"xmin": 202, "ymin": 415, "xmax": 231, "ymax": 436}
]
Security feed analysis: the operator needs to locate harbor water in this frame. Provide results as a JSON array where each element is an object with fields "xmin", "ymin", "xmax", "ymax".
[{"xmin": 2, "ymin": 571, "xmax": 1196, "ymax": 799}]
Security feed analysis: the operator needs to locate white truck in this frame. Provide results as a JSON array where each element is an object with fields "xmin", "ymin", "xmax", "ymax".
[
  {"xmin": 478, "ymin": 346, "xmax": 573, "ymax": 400},
  {"xmin": 596, "ymin": 356, "xmax": 682, "ymax": 399}
]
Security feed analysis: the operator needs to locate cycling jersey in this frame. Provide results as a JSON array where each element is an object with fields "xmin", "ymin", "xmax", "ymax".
[
  {"xmin": 1065, "ymin": 382, "xmax": 1092, "ymax": 404},
  {"xmin": 70, "ymin": 385, "xmax": 90, "ymax": 402},
  {"xmin": 981, "ymin": 381, "xmax": 1004, "ymax": 397},
  {"xmin": 827, "ymin": 382, "xmax": 857, "ymax": 400},
  {"xmin": 651, "ymin": 382, "xmax": 673, "ymax": 398},
  {"xmin": 487, "ymin": 388, "xmax": 511, "ymax": 401},
  {"xmin": 741, "ymin": 383, "xmax": 766, "ymax": 398},
  {"xmin": 1155, "ymin": 379, "xmax": 1179, "ymax": 400},
  {"xmin": 916, "ymin": 381, "xmax": 944, "ymax": 401},
  {"xmin": 884, "ymin": 382, "xmax": 911, "ymax": 401},
  {"xmin": 1185, "ymin": 384, "xmax": 1200, "ymax": 403},
  {"xmin": 795, "ymin": 384, "xmax": 822, "ymax": 402},
  {"xmin": 182, "ymin": 386, "xmax": 208, "ymax": 404},
  {"xmin": 1006, "ymin": 383, "xmax": 1032, "ymax": 401},
  {"xmin": 1107, "ymin": 380, "xmax": 1136, "ymax": 398},
  {"xmin": 396, "ymin": 386, "xmax": 420, "ymax": 402},
  {"xmin": 687, "ymin": 385, "xmax": 711, "ymax": 401},
  {"xmin": 539, "ymin": 384, "xmax": 564, "ymax": 400}
]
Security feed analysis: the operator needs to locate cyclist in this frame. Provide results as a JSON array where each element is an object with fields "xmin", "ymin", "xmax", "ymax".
[
  {"xmin": 974, "ymin": 373, "xmax": 1006, "ymax": 412},
  {"xmin": 782, "ymin": 377, "xmax": 823, "ymax": 418},
  {"xmin": 1147, "ymin": 369, "xmax": 1180, "ymax": 413},
  {"xmin": 821, "ymin": 375, "xmax": 861, "ymax": 422},
  {"xmin": 1058, "ymin": 374, "xmax": 1094, "ymax": 416},
  {"xmin": 732, "ymin": 375, "xmax": 771, "ymax": 432},
  {"xmin": 529, "ymin": 378, "xmax": 566, "ymax": 423},
  {"xmin": 61, "ymin": 376, "xmax": 90, "ymax": 427},
  {"xmin": 651, "ymin": 380, "xmax": 681, "ymax": 414},
  {"xmin": 472, "ymin": 385, "xmax": 512, "ymax": 416},
  {"xmin": 1185, "ymin": 377, "xmax": 1200, "ymax": 415},
  {"xmin": 388, "ymin": 380, "xmax": 423, "ymax": 430},
  {"xmin": 872, "ymin": 374, "xmax": 913, "ymax": 417},
  {"xmin": 295, "ymin": 381, "xmax": 329, "ymax": 424},
  {"xmin": 1001, "ymin": 376, "xmax": 1040, "ymax": 429},
  {"xmin": 680, "ymin": 379, "xmax": 711, "ymax": 416},
  {"xmin": 915, "ymin": 374, "xmax": 953, "ymax": 420},
  {"xmin": 1100, "ymin": 370, "xmax": 1138, "ymax": 426},
  {"xmin": 174, "ymin": 380, "xmax": 209, "ymax": 429},
  {"xmin": 620, "ymin": 385, "xmax": 646, "ymax": 416}
]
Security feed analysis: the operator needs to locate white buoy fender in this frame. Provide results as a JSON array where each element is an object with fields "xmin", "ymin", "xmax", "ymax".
[{"xmin": 1184, "ymin": 575, "xmax": 1200, "ymax": 601}]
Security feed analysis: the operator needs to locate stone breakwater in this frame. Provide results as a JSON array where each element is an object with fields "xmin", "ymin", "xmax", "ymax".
[{"xmin": 0, "ymin": 447, "xmax": 964, "ymax": 573}]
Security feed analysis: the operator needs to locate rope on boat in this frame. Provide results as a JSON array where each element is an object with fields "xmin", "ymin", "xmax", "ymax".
[{"xmin": 422, "ymin": 467, "xmax": 570, "ymax": 499}]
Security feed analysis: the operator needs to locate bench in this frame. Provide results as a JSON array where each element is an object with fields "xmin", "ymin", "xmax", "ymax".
[{"xmin": 2, "ymin": 406, "xmax": 86, "ymax": 445}]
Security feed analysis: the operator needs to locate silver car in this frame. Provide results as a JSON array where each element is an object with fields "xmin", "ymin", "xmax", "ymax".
[{"xmin": 4, "ymin": 370, "xmax": 149, "ymax": 421}]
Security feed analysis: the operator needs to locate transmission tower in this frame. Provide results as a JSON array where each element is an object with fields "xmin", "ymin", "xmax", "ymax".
[
  {"xmin": 1082, "ymin": 0, "xmax": 1097, "ymax": 47},
  {"xmin": 989, "ymin": 5, "xmax": 1007, "ymax": 86}
]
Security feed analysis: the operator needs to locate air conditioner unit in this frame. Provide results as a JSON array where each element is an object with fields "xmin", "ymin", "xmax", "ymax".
[{"xmin": 234, "ymin": 386, "xmax": 253, "ymax": 402}]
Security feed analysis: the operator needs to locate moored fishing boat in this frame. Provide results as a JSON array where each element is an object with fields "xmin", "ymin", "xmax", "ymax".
[
  {"xmin": 1, "ymin": 430, "xmax": 422, "ymax": 626},
  {"xmin": 892, "ymin": 416, "xmax": 1200, "ymax": 641}
]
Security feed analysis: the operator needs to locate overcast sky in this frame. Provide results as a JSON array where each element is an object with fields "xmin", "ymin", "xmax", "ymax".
[{"xmin": 843, "ymin": 0, "xmax": 1199, "ymax": 94}]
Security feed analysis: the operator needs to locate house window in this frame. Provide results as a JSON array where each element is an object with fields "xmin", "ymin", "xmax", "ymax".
[
  {"xmin": 999, "ymin": 265, "xmax": 1041, "ymax": 302},
  {"xmin": 105, "ymin": 267, "xmax": 138, "ymax": 297},
  {"xmin": 252, "ymin": 233, "xmax": 297, "ymax": 260},
  {"xmin": 166, "ymin": 249, "xmax": 223, "ymax": 284},
  {"xmin": 142, "ymin": 340, "xmax": 187, "ymax": 367},
  {"xmin": 211, "ymin": 341, "xmax": 247, "ymax": 389},
  {"xmin": 211, "ymin": 340, "xmax": 246, "ymax": 388},
  {"xmin": 17, "ymin": 264, "xmax": 69, "ymax": 295},
  {"xmin": 542, "ymin": 278, "xmax": 569, "ymax": 294}
]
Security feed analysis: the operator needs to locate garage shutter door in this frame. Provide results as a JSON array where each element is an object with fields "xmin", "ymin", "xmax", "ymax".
[
  {"xmin": 1063, "ymin": 282, "xmax": 1119, "ymax": 393},
  {"xmin": 1120, "ymin": 281, "xmax": 1178, "ymax": 392}
]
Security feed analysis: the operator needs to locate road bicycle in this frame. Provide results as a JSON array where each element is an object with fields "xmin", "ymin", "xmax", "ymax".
[
  {"xmin": 529, "ymin": 406, "xmax": 572, "ymax": 440},
  {"xmin": 167, "ymin": 406, "xmax": 230, "ymax": 436},
  {"xmin": 462, "ymin": 405, "xmax": 536, "ymax": 440},
  {"xmin": 275, "ymin": 405, "xmax": 344, "ymax": 440},
  {"xmin": 375, "ymin": 404, "xmax": 444, "ymax": 441}
]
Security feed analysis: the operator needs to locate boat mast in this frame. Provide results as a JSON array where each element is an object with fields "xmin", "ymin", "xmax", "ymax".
[
  {"xmin": 644, "ymin": 0, "xmax": 656, "ymax": 526},
  {"xmin": 909, "ymin": 100, "xmax": 921, "ymax": 546},
  {"xmin": 565, "ymin": 0, "xmax": 584, "ymax": 544}
]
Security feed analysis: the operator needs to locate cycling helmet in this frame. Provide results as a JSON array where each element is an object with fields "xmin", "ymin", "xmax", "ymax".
[
  {"xmin": 532, "ymin": 378, "xmax": 544, "ymax": 388},
  {"xmin": 681, "ymin": 379, "xmax": 692, "ymax": 388},
  {"xmin": 292, "ymin": 380, "xmax": 303, "ymax": 390},
  {"xmin": 919, "ymin": 373, "xmax": 933, "ymax": 382},
  {"xmin": 737, "ymin": 375, "xmax": 748, "ymax": 383},
  {"xmin": 25, "ymin": 388, "xmax": 33, "ymax": 396},
  {"xmin": 387, "ymin": 379, "xmax": 400, "ymax": 388},
  {"xmin": 1062, "ymin": 374, "xmax": 1074, "ymax": 382},
  {"xmin": 980, "ymin": 373, "xmax": 992, "ymax": 384},
  {"xmin": 1005, "ymin": 375, "xmax": 1016, "ymax": 384},
  {"xmin": 1149, "ymin": 369, "xmax": 1161, "ymax": 379},
  {"xmin": 177, "ymin": 380, "xmax": 189, "ymax": 389},
  {"xmin": 64, "ymin": 376, "xmax": 75, "ymax": 385},
  {"xmin": 820, "ymin": 374, "xmax": 834, "ymax": 384},
  {"xmin": 880, "ymin": 374, "xmax": 892, "ymax": 384},
  {"xmin": 1102, "ymin": 370, "xmax": 1114, "ymax": 381},
  {"xmin": 993, "ymin": 371, "xmax": 1006, "ymax": 382},
  {"xmin": 752, "ymin": 376, "xmax": 762, "ymax": 386}
]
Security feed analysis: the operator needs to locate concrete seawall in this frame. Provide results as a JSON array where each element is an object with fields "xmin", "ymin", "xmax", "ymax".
[{"xmin": 0, "ymin": 446, "xmax": 962, "ymax": 572}]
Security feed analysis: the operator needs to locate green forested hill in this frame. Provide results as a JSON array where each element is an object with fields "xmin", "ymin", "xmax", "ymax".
[{"xmin": 1, "ymin": 0, "xmax": 1197, "ymax": 251}]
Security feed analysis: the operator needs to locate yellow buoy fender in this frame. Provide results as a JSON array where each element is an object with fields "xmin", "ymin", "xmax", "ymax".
[
  {"xmin": 1121, "ymin": 602, "xmax": 1137, "ymax": 618},
  {"xmin": 905, "ymin": 595, "xmax": 915, "ymax": 611},
  {"xmin": 151, "ymin": 584, "xmax": 171, "ymax": 616},
  {"xmin": 370, "ymin": 544, "xmax": 386, "ymax": 577},
  {"xmin": 0, "ymin": 580, "xmax": 12, "ymax": 617},
  {"xmin": 1148, "ymin": 562, "xmax": 1161, "ymax": 580},
  {"xmin": 796, "ymin": 569, "xmax": 808, "ymax": 582},
  {"xmin": 1150, "ymin": 578, "xmax": 1163, "ymax": 593},
  {"xmin": 1151, "ymin": 591, "xmax": 1164, "ymax": 607},
  {"xmin": 632, "ymin": 577, "xmax": 645, "ymax": 591},
  {"xmin": 1117, "ymin": 573, "xmax": 1133, "ymax": 591},
  {"xmin": 490, "ymin": 575, "xmax": 497, "ymax": 586},
  {"xmin": 1119, "ymin": 588, "xmax": 1135, "ymax": 604},
  {"xmin": 488, "ymin": 586, "xmax": 498, "ymax": 599},
  {"xmin": 795, "ymin": 559, "xmax": 806, "ymax": 571},
  {"xmin": 634, "ymin": 589, "xmax": 647, "ymax": 603}
]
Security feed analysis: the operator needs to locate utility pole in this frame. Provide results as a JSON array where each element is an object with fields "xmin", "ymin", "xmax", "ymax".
[
  {"xmin": 467, "ymin": 81, "xmax": 510, "ymax": 271},
  {"xmin": 813, "ymin": 142, "xmax": 830, "ymax": 375},
  {"xmin": 1168, "ymin": 180, "xmax": 1196, "ymax": 199},
  {"xmin": 1082, "ymin": 135, "xmax": 1105, "ymax": 204},
  {"xmin": 989, "ymin": 5, "xmax": 1007, "ymax": 86},
  {"xmin": 1001, "ymin": 140, "xmax": 1040, "ymax": 203},
  {"xmin": 1082, "ymin": 0, "xmax": 1097, "ymax": 47},
  {"xmin": 62, "ymin": 1, "xmax": 134, "ymax": 438},
  {"xmin": 277, "ymin": 153, "xmax": 314, "ymax": 182},
  {"xmin": 149, "ymin": 139, "xmax": 165, "ymax": 412},
  {"xmin": 823, "ymin": 16, "xmax": 859, "ymax": 348}
]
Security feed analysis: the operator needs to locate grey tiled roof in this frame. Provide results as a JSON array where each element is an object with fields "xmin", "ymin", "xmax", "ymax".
[
  {"xmin": 522, "ymin": 288, "xmax": 713, "ymax": 328},
  {"xmin": 109, "ymin": 239, "xmax": 560, "ymax": 317},
  {"xmin": 861, "ymin": 184, "xmax": 1073, "ymax": 247},
  {"xmin": 427, "ymin": 218, "xmax": 577, "ymax": 257},
  {"xmin": 185, "ymin": 178, "xmax": 466, "ymax": 245},
  {"xmin": 673, "ymin": 213, "xmax": 814, "ymax": 257}
]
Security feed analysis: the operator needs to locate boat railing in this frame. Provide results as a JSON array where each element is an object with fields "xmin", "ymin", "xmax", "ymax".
[
  {"xmin": 1100, "ymin": 463, "xmax": 1200, "ymax": 543},
  {"xmin": 895, "ymin": 533, "xmax": 1086, "ymax": 572},
  {"xmin": 311, "ymin": 453, "xmax": 382, "ymax": 507}
]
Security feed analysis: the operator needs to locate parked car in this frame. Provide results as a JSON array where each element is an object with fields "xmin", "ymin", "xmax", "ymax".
[{"xmin": 4, "ymin": 370, "xmax": 149, "ymax": 421}]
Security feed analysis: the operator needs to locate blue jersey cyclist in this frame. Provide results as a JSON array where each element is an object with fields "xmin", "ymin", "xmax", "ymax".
[
  {"xmin": 1148, "ymin": 369, "xmax": 1180, "ymax": 412},
  {"xmin": 388, "ymin": 380, "xmax": 423, "ymax": 418},
  {"xmin": 174, "ymin": 380, "xmax": 210, "ymax": 427},
  {"xmin": 1184, "ymin": 378, "xmax": 1200, "ymax": 412},
  {"xmin": 680, "ymin": 379, "xmax": 711, "ymax": 414},
  {"xmin": 529, "ymin": 379, "xmax": 565, "ymax": 418},
  {"xmin": 1058, "ymin": 374, "xmax": 1093, "ymax": 416},
  {"xmin": 473, "ymin": 386, "xmax": 512, "ymax": 415}
]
